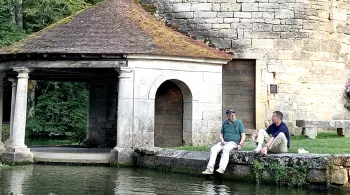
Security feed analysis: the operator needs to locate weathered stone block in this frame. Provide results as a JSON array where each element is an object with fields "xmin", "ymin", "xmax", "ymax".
[
  {"xmin": 213, "ymin": 23, "xmax": 231, "ymax": 29},
  {"xmin": 272, "ymin": 25, "xmax": 291, "ymax": 32},
  {"xmin": 219, "ymin": 29, "xmax": 237, "ymax": 38},
  {"xmin": 210, "ymin": 38, "xmax": 232, "ymax": 48},
  {"xmin": 252, "ymin": 12, "xmax": 263, "ymax": 18},
  {"xmin": 242, "ymin": 3, "xmax": 259, "ymax": 11},
  {"xmin": 191, "ymin": 3, "xmax": 212, "ymax": 11},
  {"xmin": 110, "ymin": 147, "xmax": 136, "ymax": 167},
  {"xmin": 2, "ymin": 152, "xmax": 34, "ymax": 164},
  {"xmin": 175, "ymin": 12, "xmax": 194, "ymax": 19},
  {"xmin": 173, "ymin": 3, "xmax": 191, "ymax": 12},
  {"xmin": 265, "ymin": 19, "xmax": 280, "ymax": 24},
  {"xmin": 194, "ymin": 11, "xmax": 217, "ymax": 18},
  {"xmin": 227, "ymin": 164, "xmax": 254, "ymax": 180},
  {"xmin": 205, "ymin": 18, "xmax": 224, "ymax": 23},
  {"xmin": 221, "ymin": 3, "xmax": 241, "ymax": 11},
  {"xmin": 244, "ymin": 31, "xmax": 280, "ymax": 39},
  {"xmin": 307, "ymin": 169, "xmax": 327, "ymax": 184},
  {"xmin": 234, "ymin": 12, "xmax": 252, "ymax": 18},
  {"xmin": 217, "ymin": 11, "xmax": 234, "ymax": 17},
  {"xmin": 275, "ymin": 9, "xmax": 294, "ymax": 18},
  {"xmin": 258, "ymin": 3, "xmax": 279, "ymax": 9},
  {"xmin": 253, "ymin": 23, "xmax": 272, "ymax": 31},
  {"xmin": 334, "ymin": 154, "xmax": 350, "ymax": 167},
  {"xmin": 223, "ymin": 18, "xmax": 239, "ymax": 23},
  {"xmin": 285, "ymin": 19, "xmax": 302, "ymax": 25},
  {"xmin": 154, "ymin": 150, "xmax": 208, "ymax": 174},
  {"xmin": 252, "ymin": 39, "xmax": 274, "ymax": 48},
  {"xmin": 330, "ymin": 167, "xmax": 348, "ymax": 185},
  {"xmin": 212, "ymin": 4, "xmax": 220, "ymax": 11}
]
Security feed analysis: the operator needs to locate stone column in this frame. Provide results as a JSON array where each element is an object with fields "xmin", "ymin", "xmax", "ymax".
[
  {"xmin": 116, "ymin": 67, "xmax": 134, "ymax": 148},
  {"xmin": 5, "ymin": 78, "xmax": 17, "ymax": 147},
  {"xmin": 2, "ymin": 67, "xmax": 33, "ymax": 163},
  {"xmin": 110, "ymin": 67, "xmax": 134, "ymax": 166},
  {"xmin": 0, "ymin": 73, "xmax": 5, "ymax": 154}
]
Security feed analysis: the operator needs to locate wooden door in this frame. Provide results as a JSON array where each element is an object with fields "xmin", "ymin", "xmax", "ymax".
[
  {"xmin": 154, "ymin": 81, "xmax": 183, "ymax": 147},
  {"xmin": 222, "ymin": 60, "xmax": 256, "ymax": 130}
]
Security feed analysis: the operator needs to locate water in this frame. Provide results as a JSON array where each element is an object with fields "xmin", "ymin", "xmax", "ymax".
[{"xmin": 0, "ymin": 165, "xmax": 347, "ymax": 195}]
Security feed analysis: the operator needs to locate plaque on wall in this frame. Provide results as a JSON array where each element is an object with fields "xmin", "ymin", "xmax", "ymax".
[{"xmin": 270, "ymin": 84, "xmax": 278, "ymax": 94}]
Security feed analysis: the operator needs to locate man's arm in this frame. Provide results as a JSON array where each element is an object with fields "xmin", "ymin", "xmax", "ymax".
[
  {"xmin": 237, "ymin": 133, "xmax": 246, "ymax": 151},
  {"xmin": 281, "ymin": 126, "xmax": 290, "ymax": 148},
  {"xmin": 220, "ymin": 133, "xmax": 225, "ymax": 144}
]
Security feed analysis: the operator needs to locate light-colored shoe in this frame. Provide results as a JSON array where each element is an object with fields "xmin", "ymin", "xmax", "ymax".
[
  {"xmin": 202, "ymin": 168, "xmax": 213, "ymax": 174},
  {"xmin": 254, "ymin": 145, "xmax": 262, "ymax": 153},
  {"xmin": 216, "ymin": 168, "xmax": 224, "ymax": 174}
]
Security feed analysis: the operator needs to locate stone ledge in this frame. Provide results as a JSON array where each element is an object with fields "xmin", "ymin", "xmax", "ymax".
[{"xmin": 134, "ymin": 149, "xmax": 349, "ymax": 186}]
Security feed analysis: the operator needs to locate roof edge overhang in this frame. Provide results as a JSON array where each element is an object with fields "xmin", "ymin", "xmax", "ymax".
[{"xmin": 126, "ymin": 54, "xmax": 231, "ymax": 65}]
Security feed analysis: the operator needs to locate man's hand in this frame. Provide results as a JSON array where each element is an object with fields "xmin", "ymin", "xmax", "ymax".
[
  {"xmin": 236, "ymin": 144, "xmax": 242, "ymax": 151},
  {"xmin": 221, "ymin": 141, "xmax": 226, "ymax": 145}
]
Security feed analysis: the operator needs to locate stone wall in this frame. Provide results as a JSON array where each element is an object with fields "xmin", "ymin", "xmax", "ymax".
[
  {"xmin": 127, "ymin": 55, "xmax": 225, "ymax": 146},
  {"xmin": 142, "ymin": 0, "xmax": 350, "ymax": 132},
  {"xmin": 134, "ymin": 147, "xmax": 350, "ymax": 187}
]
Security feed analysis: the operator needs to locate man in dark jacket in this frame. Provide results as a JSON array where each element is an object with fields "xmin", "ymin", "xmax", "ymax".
[{"xmin": 252, "ymin": 111, "xmax": 290, "ymax": 155}]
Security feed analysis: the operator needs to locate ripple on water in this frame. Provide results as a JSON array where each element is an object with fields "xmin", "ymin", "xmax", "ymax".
[{"xmin": 0, "ymin": 165, "xmax": 349, "ymax": 195}]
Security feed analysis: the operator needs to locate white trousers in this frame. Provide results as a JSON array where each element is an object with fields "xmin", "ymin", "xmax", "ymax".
[
  {"xmin": 256, "ymin": 129, "xmax": 288, "ymax": 153},
  {"xmin": 206, "ymin": 141, "xmax": 237, "ymax": 171}
]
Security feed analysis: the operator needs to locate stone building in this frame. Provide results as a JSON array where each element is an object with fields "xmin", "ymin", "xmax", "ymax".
[
  {"xmin": 0, "ymin": 0, "xmax": 231, "ymax": 163},
  {"xmin": 146, "ymin": 0, "xmax": 350, "ymax": 133}
]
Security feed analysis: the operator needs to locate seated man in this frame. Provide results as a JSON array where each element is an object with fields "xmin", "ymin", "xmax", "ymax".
[
  {"xmin": 252, "ymin": 111, "xmax": 290, "ymax": 155},
  {"xmin": 202, "ymin": 109, "xmax": 246, "ymax": 174}
]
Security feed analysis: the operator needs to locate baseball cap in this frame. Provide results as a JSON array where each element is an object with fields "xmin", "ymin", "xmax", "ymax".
[{"xmin": 225, "ymin": 109, "xmax": 235, "ymax": 115}]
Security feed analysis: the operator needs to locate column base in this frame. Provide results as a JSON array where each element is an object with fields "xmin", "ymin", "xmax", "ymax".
[
  {"xmin": 2, "ymin": 145, "xmax": 33, "ymax": 164},
  {"xmin": 110, "ymin": 147, "xmax": 136, "ymax": 167}
]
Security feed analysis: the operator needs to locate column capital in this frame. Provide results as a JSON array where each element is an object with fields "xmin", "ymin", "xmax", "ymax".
[
  {"xmin": 13, "ymin": 67, "xmax": 32, "ymax": 79},
  {"xmin": 118, "ymin": 67, "xmax": 133, "ymax": 79},
  {"xmin": 13, "ymin": 67, "xmax": 32, "ymax": 73}
]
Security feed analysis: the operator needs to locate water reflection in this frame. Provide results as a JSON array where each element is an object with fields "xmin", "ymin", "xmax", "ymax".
[{"xmin": 0, "ymin": 165, "xmax": 348, "ymax": 195}]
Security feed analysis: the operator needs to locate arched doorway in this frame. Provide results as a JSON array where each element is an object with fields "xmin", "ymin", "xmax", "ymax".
[{"xmin": 154, "ymin": 80, "xmax": 183, "ymax": 147}]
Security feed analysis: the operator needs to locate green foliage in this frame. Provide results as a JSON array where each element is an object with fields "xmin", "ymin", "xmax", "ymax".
[
  {"xmin": 23, "ymin": 0, "xmax": 89, "ymax": 33},
  {"xmin": 0, "ymin": 0, "xmax": 104, "ymax": 47},
  {"xmin": 2, "ymin": 123, "xmax": 10, "ymax": 141},
  {"xmin": 253, "ymin": 159, "xmax": 264, "ymax": 183},
  {"xmin": 135, "ymin": 0, "xmax": 157, "ymax": 15},
  {"xmin": 267, "ymin": 160, "xmax": 308, "ymax": 187},
  {"xmin": 26, "ymin": 81, "xmax": 88, "ymax": 142},
  {"xmin": 0, "ymin": 0, "xmax": 26, "ymax": 47}
]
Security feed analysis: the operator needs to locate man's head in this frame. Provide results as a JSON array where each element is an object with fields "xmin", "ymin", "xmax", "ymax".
[
  {"xmin": 226, "ymin": 109, "xmax": 236, "ymax": 122},
  {"xmin": 271, "ymin": 111, "xmax": 283, "ymax": 124}
]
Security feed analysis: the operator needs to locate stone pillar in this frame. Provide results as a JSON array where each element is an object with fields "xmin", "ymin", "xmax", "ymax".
[
  {"xmin": 2, "ymin": 68, "xmax": 33, "ymax": 163},
  {"xmin": 5, "ymin": 78, "xmax": 17, "ymax": 146},
  {"xmin": 0, "ymin": 73, "xmax": 5, "ymax": 154},
  {"xmin": 116, "ymin": 67, "xmax": 134, "ymax": 148},
  {"xmin": 110, "ymin": 67, "xmax": 135, "ymax": 166}
]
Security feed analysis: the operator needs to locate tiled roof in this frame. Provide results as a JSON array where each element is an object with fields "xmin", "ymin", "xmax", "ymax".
[{"xmin": 0, "ymin": 0, "xmax": 232, "ymax": 60}]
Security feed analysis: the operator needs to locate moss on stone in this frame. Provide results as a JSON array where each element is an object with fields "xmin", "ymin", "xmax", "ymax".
[{"xmin": 126, "ymin": 1, "xmax": 231, "ymax": 60}]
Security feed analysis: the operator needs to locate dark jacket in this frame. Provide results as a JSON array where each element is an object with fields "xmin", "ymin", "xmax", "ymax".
[{"xmin": 266, "ymin": 122, "xmax": 290, "ymax": 148}]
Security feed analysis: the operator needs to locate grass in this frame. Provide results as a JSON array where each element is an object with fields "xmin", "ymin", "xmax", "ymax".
[{"xmin": 171, "ymin": 132, "xmax": 350, "ymax": 155}]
